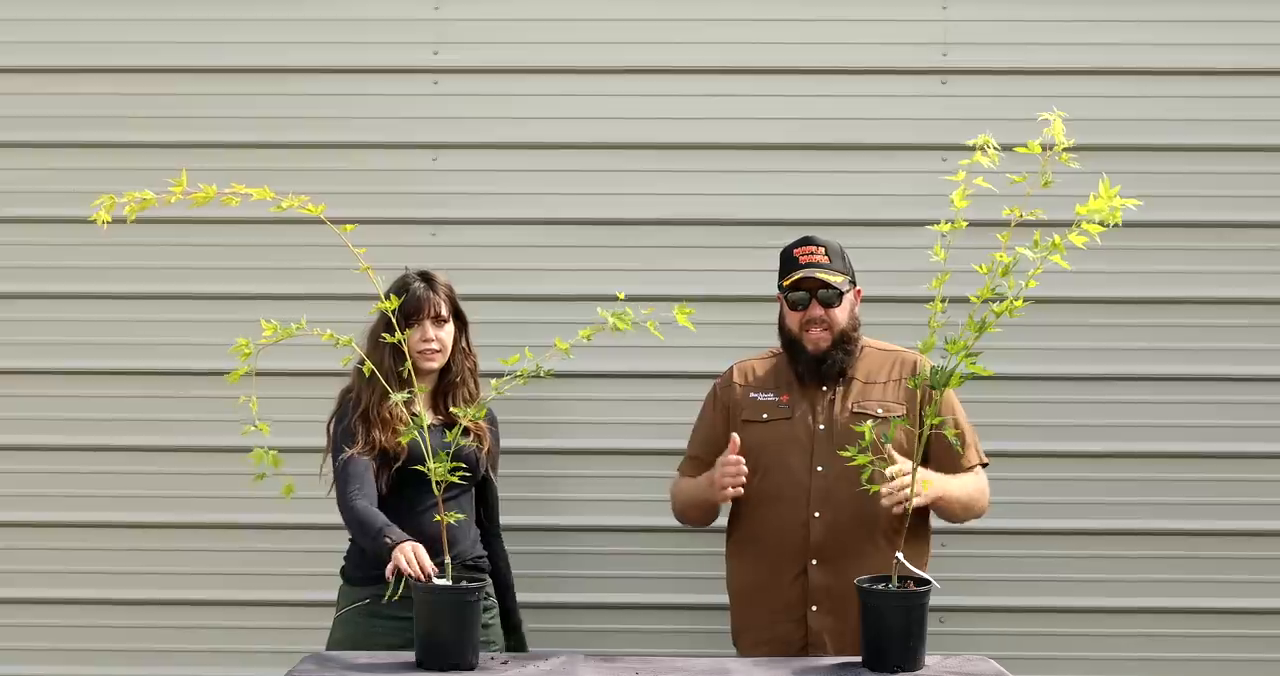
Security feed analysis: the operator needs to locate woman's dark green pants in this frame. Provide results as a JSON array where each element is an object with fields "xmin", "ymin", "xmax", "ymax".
[{"xmin": 324, "ymin": 577, "xmax": 503, "ymax": 652}]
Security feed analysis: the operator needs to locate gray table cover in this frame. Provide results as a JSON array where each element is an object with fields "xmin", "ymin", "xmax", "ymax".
[{"xmin": 285, "ymin": 652, "xmax": 1012, "ymax": 676}]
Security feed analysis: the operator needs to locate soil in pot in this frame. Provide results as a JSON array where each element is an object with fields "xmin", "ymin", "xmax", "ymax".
[
  {"xmin": 410, "ymin": 574, "xmax": 489, "ymax": 672},
  {"xmin": 854, "ymin": 573, "xmax": 933, "ymax": 674}
]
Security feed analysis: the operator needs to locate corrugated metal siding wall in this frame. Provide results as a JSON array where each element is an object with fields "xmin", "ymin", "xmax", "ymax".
[{"xmin": 1, "ymin": 1, "xmax": 1277, "ymax": 674}]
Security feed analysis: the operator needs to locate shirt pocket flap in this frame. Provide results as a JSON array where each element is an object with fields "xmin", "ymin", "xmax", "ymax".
[
  {"xmin": 740, "ymin": 398, "xmax": 795, "ymax": 422},
  {"xmin": 849, "ymin": 399, "xmax": 908, "ymax": 419}
]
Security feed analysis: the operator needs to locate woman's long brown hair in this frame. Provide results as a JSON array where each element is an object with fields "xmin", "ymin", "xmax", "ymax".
[{"xmin": 325, "ymin": 269, "xmax": 491, "ymax": 492}]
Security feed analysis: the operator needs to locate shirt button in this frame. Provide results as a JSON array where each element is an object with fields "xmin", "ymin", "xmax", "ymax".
[
  {"xmin": 811, "ymin": 605, "xmax": 818, "ymax": 611},
  {"xmin": 816, "ymin": 466, "xmax": 823, "ymax": 471},
  {"xmin": 876, "ymin": 408, "xmax": 884, "ymax": 414},
  {"xmin": 822, "ymin": 387, "xmax": 828, "ymax": 391},
  {"xmin": 761, "ymin": 413, "xmax": 768, "ymax": 419},
  {"xmin": 811, "ymin": 559, "xmax": 817, "ymax": 565},
  {"xmin": 813, "ymin": 511, "xmax": 820, "ymax": 518},
  {"xmin": 818, "ymin": 424, "xmax": 825, "ymax": 430}
]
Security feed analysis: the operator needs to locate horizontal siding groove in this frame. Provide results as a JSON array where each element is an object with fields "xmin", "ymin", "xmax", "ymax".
[
  {"xmin": 5, "ymin": 66, "xmax": 1280, "ymax": 76},
  {"xmin": 934, "ymin": 627, "xmax": 1280, "ymax": 639},
  {"xmin": 15, "ymin": 488, "xmax": 1263, "ymax": 508},
  {"xmin": 960, "ymin": 652, "xmax": 1280, "ymax": 663},
  {"xmin": 7, "ymin": 340, "xmax": 1273, "ymax": 353},
  {"xmin": 0, "ymin": 619, "xmax": 326, "ymax": 630},
  {"xmin": 4, "ymin": 141, "xmax": 1280, "ymax": 153},
  {"xmin": 8, "ymin": 468, "xmax": 1274, "ymax": 484},
  {"xmin": 7, "ymin": 414, "xmax": 1277, "ymax": 428},
  {"xmin": 1, "ymin": 566, "xmax": 1274, "ymax": 588},
  {"xmin": 4, "ymin": 440, "xmax": 1279, "ymax": 459},
  {"xmin": 2, "ymin": 541, "xmax": 1268, "ymax": 560},
  {"xmin": 6, "ymin": 292, "xmax": 1280, "ymax": 306},
  {"xmin": 12, "ymin": 317, "xmax": 1280, "ymax": 332},
  {"xmin": 6, "ymin": 367, "xmax": 1280, "ymax": 382},
  {"xmin": 0, "ymin": 656, "xmax": 736, "ymax": 671},
  {"xmin": 0, "ymin": 671, "xmax": 289, "ymax": 676},
  {"xmin": 11, "ymin": 391, "xmax": 1278, "ymax": 406},
  {"xmin": 5, "ymin": 390, "xmax": 1278, "ymax": 406},
  {"xmin": 0, "ymin": 669, "xmax": 287, "ymax": 676},
  {"xmin": 3, "ymin": 589, "xmax": 1278, "ymax": 615},
  {"xmin": 23, "ymin": 618, "xmax": 1269, "ymax": 641},
  {"xmin": 0, "ymin": 643, "xmax": 306, "ymax": 654},
  {"xmin": 9, "ymin": 217, "xmax": 1277, "ymax": 230},
  {"xmin": 2, "ymin": 514, "xmax": 1278, "ymax": 536},
  {"xmin": 24, "ymin": 623, "xmax": 1253, "ymax": 646}
]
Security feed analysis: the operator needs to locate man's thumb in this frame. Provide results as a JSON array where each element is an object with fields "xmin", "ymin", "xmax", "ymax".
[{"xmin": 725, "ymin": 432, "xmax": 741, "ymax": 456}]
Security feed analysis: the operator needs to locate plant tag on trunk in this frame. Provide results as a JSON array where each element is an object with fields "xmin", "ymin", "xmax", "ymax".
[{"xmin": 895, "ymin": 551, "xmax": 940, "ymax": 588}]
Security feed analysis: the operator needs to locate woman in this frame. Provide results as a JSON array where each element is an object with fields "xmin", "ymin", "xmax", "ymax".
[{"xmin": 321, "ymin": 269, "xmax": 527, "ymax": 654}]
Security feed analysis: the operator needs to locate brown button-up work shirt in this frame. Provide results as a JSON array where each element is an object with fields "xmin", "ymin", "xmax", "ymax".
[{"xmin": 677, "ymin": 337, "xmax": 990, "ymax": 657}]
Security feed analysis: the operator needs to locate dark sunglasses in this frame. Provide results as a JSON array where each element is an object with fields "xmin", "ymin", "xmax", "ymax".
[{"xmin": 782, "ymin": 287, "xmax": 844, "ymax": 312}]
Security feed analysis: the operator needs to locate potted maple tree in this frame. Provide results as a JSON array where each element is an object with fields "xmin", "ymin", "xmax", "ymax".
[
  {"xmin": 837, "ymin": 110, "xmax": 1143, "ymax": 673},
  {"xmin": 88, "ymin": 179, "xmax": 697, "ymax": 671}
]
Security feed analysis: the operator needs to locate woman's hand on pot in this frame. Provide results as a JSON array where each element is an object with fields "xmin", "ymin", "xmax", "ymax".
[{"xmin": 386, "ymin": 540, "xmax": 437, "ymax": 581}]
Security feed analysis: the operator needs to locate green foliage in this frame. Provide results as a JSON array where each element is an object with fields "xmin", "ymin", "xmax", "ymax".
[
  {"xmin": 834, "ymin": 110, "xmax": 1142, "ymax": 587},
  {"xmin": 89, "ymin": 171, "xmax": 698, "ymax": 585}
]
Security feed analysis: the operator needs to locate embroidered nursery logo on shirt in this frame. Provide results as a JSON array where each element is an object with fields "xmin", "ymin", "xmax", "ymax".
[{"xmin": 748, "ymin": 390, "xmax": 791, "ymax": 408}]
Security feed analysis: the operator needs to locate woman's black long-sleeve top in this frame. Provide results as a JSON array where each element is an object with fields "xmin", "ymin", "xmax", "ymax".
[{"xmin": 328, "ymin": 398, "xmax": 527, "ymax": 652}]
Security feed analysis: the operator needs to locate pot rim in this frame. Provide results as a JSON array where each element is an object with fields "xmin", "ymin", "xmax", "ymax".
[
  {"xmin": 853, "ymin": 573, "xmax": 934, "ymax": 592},
  {"xmin": 406, "ymin": 573, "xmax": 489, "ymax": 592}
]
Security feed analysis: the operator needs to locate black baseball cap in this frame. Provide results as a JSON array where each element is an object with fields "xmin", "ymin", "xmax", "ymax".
[{"xmin": 777, "ymin": 235, "xmax": 857, "ymax": 292}]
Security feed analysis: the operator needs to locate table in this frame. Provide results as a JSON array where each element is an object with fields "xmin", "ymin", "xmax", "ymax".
[{"xmin": 284, "ymin": 651, "xmax": 1013, "ymax": 675}]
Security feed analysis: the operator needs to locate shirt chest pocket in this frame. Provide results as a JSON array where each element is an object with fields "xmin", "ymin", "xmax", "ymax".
[
  {"xmin": 841, "ymin": 399, "xmax": 912, "ymax": 458},
  {"xmin": 736, "ymin": 398, "xmax": 795, "ymax": 458}
]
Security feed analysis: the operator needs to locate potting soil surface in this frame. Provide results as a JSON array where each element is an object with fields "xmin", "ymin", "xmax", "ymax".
[{"xmin": 285, "ymin": 651, "xmax": 1013, "ymax": 676}]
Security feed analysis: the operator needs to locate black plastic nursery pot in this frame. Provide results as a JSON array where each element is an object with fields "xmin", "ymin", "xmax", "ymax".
[
  {"xmin": 410, "ymin": 574, "xmax": 488, "ymax": 672},
  {"xmin": 854, "ymin": 573, "xmax": 933, "ymax": 674}
]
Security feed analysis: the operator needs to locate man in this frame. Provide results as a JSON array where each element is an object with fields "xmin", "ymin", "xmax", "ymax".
[{"xmin": 668, "ymin": 234, "xmax": 991, "ymax": 657}]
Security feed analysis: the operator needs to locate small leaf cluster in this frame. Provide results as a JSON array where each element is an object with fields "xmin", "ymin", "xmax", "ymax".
[
  {"xmin": 89, "ymin": 173, "xmax": 698, "ymax": 585},
  {"xmin": 834, "ymin": 110, "xmax": 1142, "ymax": 586}
]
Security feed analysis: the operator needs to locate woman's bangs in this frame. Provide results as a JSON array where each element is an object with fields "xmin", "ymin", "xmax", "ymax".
[{"xmin": 396, "ymin": 282, "xmax": 450, "ymax": 326}]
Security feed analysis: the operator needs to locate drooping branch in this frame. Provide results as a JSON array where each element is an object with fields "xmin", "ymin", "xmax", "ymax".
[
  {"xmin": 836, "ymin": 109, "xmax": 1142, "ymax": 587},
  {"xmin": 89, "ymin": 174, "xmax": 699, "ymax": 586}
]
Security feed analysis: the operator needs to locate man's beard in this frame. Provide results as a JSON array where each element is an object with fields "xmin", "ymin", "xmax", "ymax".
[{"xmin": 777, "ymin": 308, "xmax": 862, "ymax": 387}]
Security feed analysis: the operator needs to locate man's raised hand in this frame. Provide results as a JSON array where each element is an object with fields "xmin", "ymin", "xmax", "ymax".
[{"xmin": 707, "ymin": 432, "xmax": 747, "ymax": 503}]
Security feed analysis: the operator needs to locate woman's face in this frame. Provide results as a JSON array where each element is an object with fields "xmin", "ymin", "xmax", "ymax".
[{"xmin": 405, "ymin": 311, "xmax": 455, "ymax": 377}]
